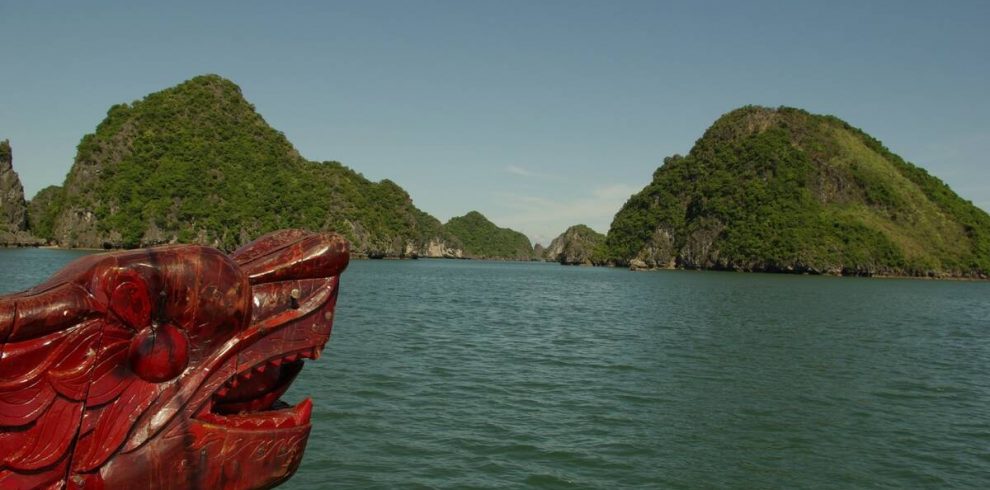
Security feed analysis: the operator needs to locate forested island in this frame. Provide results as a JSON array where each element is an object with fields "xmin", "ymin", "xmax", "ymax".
[
  {"xmin": 3, "ymin": 75, "xmax": 530, "ymax": 259},
  {"xmin": 444, "ymin": 211, "xmax": 535, "ymax": 260},
  {"xmin": 604, "ymin": 106, "xmax": 990, "ymax": 278},
  {"xmin": 3, "ymin": 77, "xmax": 989, "ymax": 277}
]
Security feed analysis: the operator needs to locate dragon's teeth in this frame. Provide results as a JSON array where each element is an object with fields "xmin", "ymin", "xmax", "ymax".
[
  {"xmin": 294, "ymin": 400, "xmax": 313, "ymax": 424},
  {"xmin": 217, "ymin": 387, "xmax": 229, "ymax": 397},
  {"xmin": 255, "ymin": 364, "xmax": 267, "ymax": 373},
  {"xmin": 285, "ymin": 353, "xmax": 298, "ymax": 363},
  {"xmin": 230, "ymin": 378, "xmax": 239, "ymax": 388},
  {"xmin": 242, "ymin": 371, "xmax": 253, "ymax": 380},
  {"xmin": 270, "ymin": 358, "xmax": 283, "ymax": 366},
  {"xmin": 311, "ymin": 347, "xmax": 321, "ymax": 360}
]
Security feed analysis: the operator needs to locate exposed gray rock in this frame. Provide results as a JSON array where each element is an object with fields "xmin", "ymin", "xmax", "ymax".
[
  {"xmin": 532, "ymin": 243, "xmax": 546, "ymax": 261},
  {"xmin": 544, "ymin": 224, "xmax": 606, "ymax": 265},
  {"xmin": 0, "ymin": 141, "xmax": 43, "ymax": 246},
  {"xmin": 0, "ymin": 140, "xmax": 27, "ymax": 232},
  {"xmin": 420, "ymin": 238, "xmax": 463, "ymax": 258}
]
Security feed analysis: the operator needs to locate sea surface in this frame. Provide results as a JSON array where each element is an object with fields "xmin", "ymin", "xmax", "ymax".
[{"xmin": 2, "ymin": 249, "xmax": 989, "ymax": 488}]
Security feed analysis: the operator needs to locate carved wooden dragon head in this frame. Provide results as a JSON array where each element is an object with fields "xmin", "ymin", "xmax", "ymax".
[{"xmin": 0, "ymin": 229, "xmax": 349, "ymax": 489}]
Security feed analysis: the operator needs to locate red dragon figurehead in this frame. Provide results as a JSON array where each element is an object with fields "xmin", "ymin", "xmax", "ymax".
[{"xmin": 0, "ymin": 229, "xmax": 349, "ymax": 489}]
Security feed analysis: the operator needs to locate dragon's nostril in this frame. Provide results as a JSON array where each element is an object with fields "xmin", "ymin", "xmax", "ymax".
[
  {"xmin": 289, "ymin": 288, "xmax": 301, "ymax": 309},
  {"xmin": 128, "ymin": 323, "xmax": 189, "ymax": 383}
]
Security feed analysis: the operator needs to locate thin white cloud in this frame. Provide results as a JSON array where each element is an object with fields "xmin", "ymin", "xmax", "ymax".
[
  {"xmin": 505, "ymin": 165, "xmax": 537, "ymax": 177},
  {"xmin": 492, "ymin": 183, "xmax": 641, "ymax": 244},
  {"xmin": 504, "ymin": 165, "xmax": 560, "ymax": 181}
]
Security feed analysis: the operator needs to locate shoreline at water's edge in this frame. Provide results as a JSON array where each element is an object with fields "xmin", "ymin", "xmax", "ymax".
[
  {"xmin": 622, "ymin": 263, "xmax": 990, "ymax": 282},
  {"xmin": 12, "ymin": 244, "xmax": 544, "ymax": 262},
  {"xmin": 37, "ymin": 245, "xmax": 107, "ymax": 251},
  {"xmin": 10, "ymin": 244, "xmax": 987, "ymax": 281}
]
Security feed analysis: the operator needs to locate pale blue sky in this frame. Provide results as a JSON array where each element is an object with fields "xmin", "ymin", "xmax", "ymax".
[{"xmin": 2, "ymin": 1, "xmax": 988, "ymax": 244}]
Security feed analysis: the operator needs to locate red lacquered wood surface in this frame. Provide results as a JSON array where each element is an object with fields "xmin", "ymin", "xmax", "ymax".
[{"xmin": 0, "ymin": 230, "xmax": 348, "ymax": 489}]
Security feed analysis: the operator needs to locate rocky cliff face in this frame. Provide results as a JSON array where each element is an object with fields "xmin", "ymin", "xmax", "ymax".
[
  {"xmin": 0, "ymin": 140, "xmax": 27, "ymax": 231},
  {"xmin": 544, "ymin": 224, "xmax": 606, "ymax": 265},
  {"xmin": 606, "ymin": 106, "xmax": 990, "ymax": 278},
  {"xmin": 419, "ymin": 238, "xmax": 464, "ymax": 259},
  {"xmin": 0, "ymin": 141, "xmax": 43, "ymax": 246},
  {"xmin": 532, "ymin": 243, "xmax": 546, "ymax": 260}
]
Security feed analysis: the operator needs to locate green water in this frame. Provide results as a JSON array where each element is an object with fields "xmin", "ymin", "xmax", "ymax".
[{"xmin": 2, "ymin": 250, "xmax": 989, "ymax": 488}]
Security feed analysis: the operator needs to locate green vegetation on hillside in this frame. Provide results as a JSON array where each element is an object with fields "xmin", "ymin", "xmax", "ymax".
[
  {"xmin": 27, "ymin": 185, "xmax": 63, "ymax": 241},
  {"xmin": 545, "ymin": 224, "xmax": 607, "ymax": 265},
  {"xmin": 50, "ymin": 75, "xmax": 456, "ymax": 255},
  {"xmin": 606, "ymin": 106, "xmax": 990, "ymax": 277},
  {"xmin": 444, "ymin": 211, "xmax": 533, "ymax": 260}
]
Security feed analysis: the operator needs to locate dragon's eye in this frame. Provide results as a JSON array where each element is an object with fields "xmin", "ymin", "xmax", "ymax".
[
  {"xmin": 110, "ymin": 271, "xmax": 188, "ymax": 382},
  {"xmin": 128, "ymin": 322, "xmax": 189, "ymax": 383},
  {"xmin": 110, "ymin": 274, "xmax": 152, "ymax": 329}
]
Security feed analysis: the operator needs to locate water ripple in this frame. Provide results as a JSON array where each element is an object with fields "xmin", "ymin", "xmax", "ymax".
[{"xmin": 3, "ymin": 252, "xmax": 989, "ymax": 489}]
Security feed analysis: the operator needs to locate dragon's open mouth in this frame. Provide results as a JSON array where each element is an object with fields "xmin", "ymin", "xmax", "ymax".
[
  {"xmin": 189, "ymin": 230, "xmax": 349, "ymax": 432},
  {"xmin": 190, "ymin": 277, "xmax": 335, "ymax": 432},
  {"xmin": 196, "ymin": 351, "xmax": 316, "ymax": 430}
]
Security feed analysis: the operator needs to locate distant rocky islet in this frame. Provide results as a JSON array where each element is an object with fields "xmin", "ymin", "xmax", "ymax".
[{"xmin": 542, "ymin": 225, "xmax": 607, "ymax": 266}]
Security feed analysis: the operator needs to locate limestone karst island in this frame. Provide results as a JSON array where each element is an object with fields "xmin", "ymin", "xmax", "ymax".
[{"xmin": 3, "ymin": 75, "xmax": 988, "ymax": 279}]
